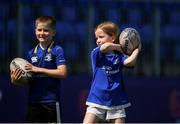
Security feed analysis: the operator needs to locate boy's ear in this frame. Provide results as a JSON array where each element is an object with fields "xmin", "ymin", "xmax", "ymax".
[{"xmin": 53, "ymin": 30, "xmax": 56, "ymax": 36}]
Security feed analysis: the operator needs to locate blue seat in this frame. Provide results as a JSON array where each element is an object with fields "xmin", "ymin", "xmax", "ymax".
[
  {"xmin": 141, "ymin": 24, "xmax": 153, "ymax": 44},
  {"xmin": 163, "ymin": 24, "xmax": 180, "ymax": 41},
  {"xmin": 0, "ymin": 4, "xmax": 8, "ymax": 20},
  {"xmin": 54, "ymin": 0, "xmax": 76, "ymax": 5},
  {"xmin": 74, "ymin": 21, "xmax": 87, "ymax": 43},
  {"xmin": 0, "ymin": 41, "xmax": 6, "ymax": 57},
  {"xmin": 0, "ymin": 10, "xmax": 6, "ymax": 60},
  {"xmin": 40, "ymin": 5, "xmax": 54, "ymax": 16},
  {"xmin": 128, "ymin": 9, "xmax": 142, "ymax": 26},
  {"xmin": 174, "ymin": 45, "xmax": 180, "ymax": 60},
  {"xmin": 56, "ymin": 21, "xmax": 76, "ymax": 42},
  {"xmin": 120, "ymin": 23, "xmax": 140, "ymax": 31},
  {"xmin": 161, "ymin": 24, "xmax": 180, "ymax": 60},
  {"xmin": 22, "ymin": 6, "xmax": 33, "ymax": 21},
  {"xmin": 77, "ymin": 0, "xmax": 88, "ymax": 6},
  {"xmin": 61, "ymin": 6, "xmax": 77, "ymax": 23},
  {"xmin": 7, "ymin": 19, "xmax": 17, "ymax": 41},
  {"xmin": 105, "ymin": 8, "xmax": 121, "ymax": 24},
  {"xmin": 63, "ymin": 40, "xmax": 79, "ymax": 60},
  {"xmin": 93, "ymin": 8, "xmax": 101, "ymax": 24},
  {"xmin": 163, "ymin": 24, "xmax": 180, "ymax": 61},
  {"xmin": 0, "ymin": 21, "xmax": 4, "ymax": 40},
  {"xmin": 22, "ymin": 21, "xmax": 35, "ymax": 42},
  {"xmin": 170, "ymin": 10, "xmax": 180, "ymax": 26},
  {"xmin": 32, "ymin": 0, "xmax": 55, "ymax": 5}
]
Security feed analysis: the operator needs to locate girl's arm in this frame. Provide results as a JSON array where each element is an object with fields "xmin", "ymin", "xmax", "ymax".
[
  {"xmin": 100, "ymin": 42, "xmax": 123, "ymax": 53},
  {"xmin": 123, "ymin": 42, "xmax": 142, "ymax": 67}
]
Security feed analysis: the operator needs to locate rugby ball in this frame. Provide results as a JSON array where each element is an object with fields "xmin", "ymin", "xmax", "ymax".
[
  {"xmin": 119, "ymin": 27, "xmax": 141, "ymax": 55},
  {"xmin": 10, "ymin": 58, "xmax": 32, "ymax": 85}
]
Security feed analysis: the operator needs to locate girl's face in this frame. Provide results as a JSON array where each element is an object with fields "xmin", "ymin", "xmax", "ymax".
[
  {"xmin": 95, "ymin": 28, "xmax": 115, "ymax": 46},
  {"xmin": 35, "ymin": 22, "xmax": 55, "ymax": 45}
]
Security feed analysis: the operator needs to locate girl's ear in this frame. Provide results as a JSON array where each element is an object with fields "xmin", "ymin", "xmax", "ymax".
[{"xmin": 112, "ymin": 35, "xmax": 116, "ymax": 43}]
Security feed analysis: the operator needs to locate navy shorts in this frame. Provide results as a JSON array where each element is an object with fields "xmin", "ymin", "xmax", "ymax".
[{"xmin": 26, "ymin": 102, "xmax": 60, "ymax": 123}]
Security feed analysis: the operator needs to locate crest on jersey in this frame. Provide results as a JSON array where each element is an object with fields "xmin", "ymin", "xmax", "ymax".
[
  {"xmin": 31, "ymin": 56, "xmax": 38, "ymax": 63},
  {"xmin": 113, "ymin": 58, "xmax": 119, "ymax": 64},
  {"xmin": 44, "ymin": 53, "xmax": 52, "ymax": 61}
]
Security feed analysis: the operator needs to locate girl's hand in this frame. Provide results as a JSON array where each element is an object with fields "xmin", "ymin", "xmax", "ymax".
[
  {"xmin": 133, "ymin": 42, "xmax": 142, "ymax": 54},
  {"xmin": 138, "ymin": 42, "xmax": 142, "ymax": 51}
]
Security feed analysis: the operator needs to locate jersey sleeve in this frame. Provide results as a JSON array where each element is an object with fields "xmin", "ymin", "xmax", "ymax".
[
  {"xmin": 122, "ymin": 54, "xmax": 128, "ymax": 63},
  {"xmin": 55, "ymin": 46, "xmax": 66, "ymax": 66},
  {"xmin": 26, "ymin": 50, "xmax": 33, "ymax": 63},
  {"xmin": 119, "ymin": 54, "xmax": 128, "ymax": 67},
  {"xmin": 91, "ymin": 47, "xmax": 103, "ymax": 73}
]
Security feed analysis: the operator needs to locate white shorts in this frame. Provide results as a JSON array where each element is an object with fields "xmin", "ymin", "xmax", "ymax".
[{"xmin": 86, "ymin": 106, "xmax": 126, "ymax": 121}]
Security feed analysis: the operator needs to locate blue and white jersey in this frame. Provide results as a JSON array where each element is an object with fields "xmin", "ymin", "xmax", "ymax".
[
  {"xmin": 86, "ymin": 47, "xmax": 131, "ymax": 110},
  {"xmin": 27, "ymin": 42, "xmax": 66, "ymax": 103}
]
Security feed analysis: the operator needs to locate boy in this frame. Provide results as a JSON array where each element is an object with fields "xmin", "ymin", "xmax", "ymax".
[{"xmin": 11, "ymin": 16, "xmax": 67, "ymax": 123}]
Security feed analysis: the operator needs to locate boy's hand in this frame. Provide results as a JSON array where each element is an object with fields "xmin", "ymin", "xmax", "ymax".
[
  {"xmin": 25, "ymin": 63, "xmax": 39, "ymax": 73},
  {"xmin": 11, "ymin": 68, "xmax": 23, "ymax": 83}
]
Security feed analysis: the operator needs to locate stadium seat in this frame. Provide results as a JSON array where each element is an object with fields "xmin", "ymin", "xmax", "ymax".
[
  {"xmin": 128, "ymin": 9, "xmax": 142, "ymax": 26},
  {"xmin": 174, "ymin": 44, "xmax": 180, "ymax": 60},
  {"xmin": 141, "ymin": 24, "xmax": 153, "ymax": 44},
  {"xmin": 7, "ymin": 19, "xmax": 17, "ymax": 41},
  {"xmin": 61, "ymin": 6, "xmax": 77, "ymax": 23},
  {"xmin": 63, "ymin": 40, "xmax": 79, "ymax": 60},
  {"xmin": 0, "ymin": 4, "xmax": 8, "ymax": 20},
  {"xmin": 77, "ymin": 0, "xmax": 88, "ymax": 6},
  {"xmin": 56, "ymin": 21, "xmax": 76, "ymax": 42},
  {"xmin": 0, "ymin": 41, "xmax": 5, "ymax": 57},
  {"xmin": 22, "ymin": 5, "xmax": 33, "ymax": 21},
  {"xmin": 55, "ymin": 0, "xmax": 76, "ymax": 5},
  {"xmin": 170, "ymin": 10, "xmax": 180, "ymax": 26},
  {"xmin": 93, "ymin": 8, "xmax": 101, "ymax": 24},
  {"xmin": 22, "ymin": 21, "xmax": 35, "ymax": 42},
  {"xmin": 32, "ymin": 0, "xmax": 55, "ymax": 5},
  {"xmin": 0, "ymin": 20, "xmax": 7, "ymax": 57},
  {"xmin": 105, "ymin": 8, "xmax": 121, "ymax": 24},
  {"xmin": 0, "ymin": 21, "xmax": 4, "ymax": 40},
  {"xmin": 74, "ymin": 21, "xmax": 87, "ymax": 43},
  {"xmin": 163, "ymin": 24, "xmax": 180, "ymax": 41},
  {"xmin": 40, "ymin": 5, "xmax": 55, "ymax": 16}
]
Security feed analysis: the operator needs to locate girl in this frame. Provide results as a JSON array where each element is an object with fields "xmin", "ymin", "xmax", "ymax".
[{"xmin": 83, "ymin": 22, "xmax": 141, "ymax": 123}]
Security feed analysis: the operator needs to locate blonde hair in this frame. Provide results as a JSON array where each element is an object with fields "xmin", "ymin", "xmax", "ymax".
[
  {"xmin": 35, "ymin": 16, "xmax": 56, "ymax": 30},
  {"xmin": 95, "ymin": 21, "xmax": 120, "ymax": 44}
]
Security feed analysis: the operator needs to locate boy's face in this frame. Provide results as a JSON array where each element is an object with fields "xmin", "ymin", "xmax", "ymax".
[
  {"xmin": 95, "ymin": 28, "xmax": 115, "ymax": 46},
  {"xmin": 35, "ymin": 22, "xmax": 55, "ymax": 44}
]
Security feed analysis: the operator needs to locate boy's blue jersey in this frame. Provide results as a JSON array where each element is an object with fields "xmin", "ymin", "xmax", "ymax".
[
  {"xmin": 27, "ymin": 43, "xmax": 66, "ymax": 103},
  {"xmin": 86, "ymin": 47, "xmax": 131, "ymax": 109}
]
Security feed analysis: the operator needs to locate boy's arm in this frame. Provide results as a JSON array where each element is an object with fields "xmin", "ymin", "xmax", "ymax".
[
  {"xmin": 100, "ymin": 42, "xmax": 123, "ymax": 53},
  {"xmin": 25, "ymin": 64, "xmax": 67, "ymax": 78}
]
